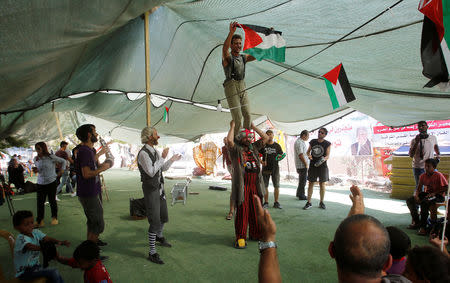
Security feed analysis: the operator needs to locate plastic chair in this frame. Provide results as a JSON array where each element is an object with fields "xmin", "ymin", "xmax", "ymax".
[{"xmin": 170, "ymin": 178, "xmax": 191, "ymax": 206}]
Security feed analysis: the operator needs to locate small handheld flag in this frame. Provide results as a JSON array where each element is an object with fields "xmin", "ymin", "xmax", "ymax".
[
  {"xmin": 238, "ymin": 24, "xmax": 286, "ymax": 62},
  {"xmin": 163, "ymin": 106, "xmax": 169, "ymax": 123},
  {"xmin": 322, "ymin": 63, "xmax": 355, "ymax": 110},
  {"xmin": 419, "ymin": 0, "xmax": 450, "ymax": 87}
]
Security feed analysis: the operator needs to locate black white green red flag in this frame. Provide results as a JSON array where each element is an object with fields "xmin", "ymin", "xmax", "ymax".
[
  {"xmin": 163, "ymin": 106, "xmax": 169, "ymax": 123},
  {"xmin": 322, "ymin": 63, "xmax": 355, "ymax": 110},
  {"xmin": 238, "ymin": 24, "xmax": 286, "ymax": 62},
  {"xmin": 419, "ymin": 0, "xmax": 450, "ymax": 87}
]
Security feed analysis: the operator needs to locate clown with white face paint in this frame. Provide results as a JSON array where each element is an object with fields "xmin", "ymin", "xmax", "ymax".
[
  {"xmin": 226, "ymin": 120, "xmax": 269, "ymax": 249},
  {"xmin": 137, "ymin": 127, "xmax": 182, "ymax": 265}
]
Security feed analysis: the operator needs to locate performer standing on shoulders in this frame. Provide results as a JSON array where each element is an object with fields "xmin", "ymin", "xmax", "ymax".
[
  {"xmin": 227, "ymin": 120, "xmax": 269, "ymax": 249},
  {"xmin": 222, "ymin": 21, "xmax": 256, "ymax": 136},
  {"xmin": 137, "ymin": 127, "xmax": 181, "ymax": 264}
]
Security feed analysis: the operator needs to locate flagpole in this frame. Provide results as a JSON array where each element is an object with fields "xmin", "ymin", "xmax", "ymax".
[
  {"xmin": 144, "ymin": 11, "xmax": 151, "ymax": 127},
  {"xmin": 442, "ymin": 172, "xmax": 450, "ymax": 252}
]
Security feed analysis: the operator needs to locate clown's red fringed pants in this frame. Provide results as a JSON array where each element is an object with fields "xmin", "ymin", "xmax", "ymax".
[{"xmin": 234, "ymin": 172, "xmax": 261, "ymax": 240}]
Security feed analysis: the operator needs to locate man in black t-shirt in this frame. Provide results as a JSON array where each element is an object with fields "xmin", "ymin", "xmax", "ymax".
[
  {"xmin": 303, "ymin": 128, "xmax": 331, "ymax": 210},
  {"xmin": 260, "ymin": 130, "xmax": 285, "ymax": 209}
]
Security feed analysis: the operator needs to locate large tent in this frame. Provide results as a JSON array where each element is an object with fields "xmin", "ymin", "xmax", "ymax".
[{"xmin": 1, "ymin": 0, "xmax": 450, "ymax": 143}]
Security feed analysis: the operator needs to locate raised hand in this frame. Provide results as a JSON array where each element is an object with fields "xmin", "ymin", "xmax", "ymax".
[
  {"xmin": 254, "ymin": 195, "xmax": 276, "ymax": 242},
  {"xmin": 430, "ymin": 234, "xmax": 448, "ymax": 248},
  {"xmin": 229, "ymin": 21, "xmax": 237, "ymax": 33},
  {"xmin": 171, "ymin": 154, "xmax": 182, "ymax": 162},
  {"xmin": 348, "ymin": 185, "xmax": 364, "ymax": 216},
  {"xmin": 162, "ymin": 148, "xmax": 170, "ymax": 159}
]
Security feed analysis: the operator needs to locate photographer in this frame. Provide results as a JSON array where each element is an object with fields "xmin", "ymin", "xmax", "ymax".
[
  {"xmin": 75, "ymin": 124, "xmax": 111, "ymax": 249},
  {"xmin": 406, "ymin": 158, "xmax": 448, "ymax": 235}
]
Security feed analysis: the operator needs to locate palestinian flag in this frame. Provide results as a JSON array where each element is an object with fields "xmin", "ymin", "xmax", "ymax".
[
  {"xmin": 322, "ymin": 63, "xmax": 355, "ymax": 110},
  {"xmin": 238, "ymin": 24, "xmax": 286, "ymax": 62},
  {"xmin": 419, "ymin": 0, "xmax": 450, "ymax": 87},
  {"xmin": 163, "ymin": 106, "xmax": 169, "ymax": 123}
]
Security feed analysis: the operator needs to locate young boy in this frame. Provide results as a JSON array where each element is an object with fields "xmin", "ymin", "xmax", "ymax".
[
  {"xmin": 13, "ymin": 210, "xmax": 70, "ymax": 282},
  {"xmin": 406, "ymin": 158, "xmax": 448, "ymax": 235},
  {"xmin": 58, "ymin": 240, "xmax": 112, "ymax": 283},
  {"xmin": 385, "ymin": 226, "xmax": 411, "ymax": 275}
]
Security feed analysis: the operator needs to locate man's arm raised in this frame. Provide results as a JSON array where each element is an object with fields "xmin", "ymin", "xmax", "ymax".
[
  {"xmin": 222, "ymin": 22, "xmax": 237, "ymax": 67},
  {"xmin": 255, "ymin": 195, "xmax": 281, "ymax": 283},
  {"xmin": 227, "ymin": 120, "xmax": 236, "ymax": 149},
  {"xmin": 252, "ymin": 123, "xmax": 269, "ymax": 145},
  {"xmin": 348, "ymin": 185, "xmax": 365, "ymax": 217}
]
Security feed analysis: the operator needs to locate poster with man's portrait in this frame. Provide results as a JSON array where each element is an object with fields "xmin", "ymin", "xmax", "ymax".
[{"xmin": 351, "ymin": 127, "xmax": 372, "ymax": 156}]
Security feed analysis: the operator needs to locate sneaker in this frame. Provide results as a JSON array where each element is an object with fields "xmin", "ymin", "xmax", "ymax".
[
  {"xmin": 156, "ymin": 237, "xmax": 172, "ymax": 248},
  {"xmin": 298, "ymin": 195, "xmax": 307, "ymax": 200},
  {"xmin": 303, "ymin": 202, "xmax": 312, "ymax": 210},
  {"xmin": 234, "ymin": 238, "xmax": 247, "ymax": 249},
  {"xmin": 319, "ymin": 202, "xmax": 326, "ymax": 209},
  {"xmin": 148, "ymin": 253, "xmax": 164, "ymax": 264},
  {"xmin": 70, "ymin": 192, "xmax": 77, "ymax": 197},
  {"xmin": 97, "ymin": 239, "xmax": 108, "ymax": 246},
  {"xmin": 51, "ymin": 218, "xmax": 58, "ymax": 225},
  {"xmin": 263, "ymin": 202, "xmax": 269, "ymax": 209},
  {"xmin": 273, "ymin": 202, "xmax": 282, "ymax": 209},
  {"xmin": 44, "ymin": 201, "xmax": 49, "ymax": 205},
  {"xmin": 55, "ymin": 196, "xmax": 61, "ymax": 202}
]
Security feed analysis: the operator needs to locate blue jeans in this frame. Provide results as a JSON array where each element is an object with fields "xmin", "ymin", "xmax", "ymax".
[
  {"xmin": 56, "ymin": 170, "xmax": 73, "ymax": 194},
  {"xmin": 19, "ymin": 267, "xmax": 64, "ymax": 283},
  {"xmin": 412, "ymin": 167, "xmax": 425, "ymax": 194}
]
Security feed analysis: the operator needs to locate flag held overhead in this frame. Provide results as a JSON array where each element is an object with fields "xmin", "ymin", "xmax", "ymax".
[
  {"xmin": 238, "ymin": 24, "xmax": 286, "ymax": 62},
  {"xmin": 322, "ymin": 63, "xmax": 356, "ymax": 110}
]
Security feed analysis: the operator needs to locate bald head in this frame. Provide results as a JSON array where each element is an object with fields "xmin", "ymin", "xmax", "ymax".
[{"xmin": 332, "ymin": 214, "xmax": 390, "ymax": 279}]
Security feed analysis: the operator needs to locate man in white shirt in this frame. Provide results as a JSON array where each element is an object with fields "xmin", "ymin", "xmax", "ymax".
[
  {"xmin": 294, "ymin": 130, "xmax": 309, "ymax": 200},
  {"xmin": 137, "ymin": 126, "xmax": 181, "ymax": 265},
  {"xmin": 408, "ymin": 121, "xmax": 440, "ymax": 193}
]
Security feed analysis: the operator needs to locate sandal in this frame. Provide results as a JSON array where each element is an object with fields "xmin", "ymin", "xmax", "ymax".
[
  {"xmin": 418, "ymin": 228, "xmax": 427, "ymax": 236},
  {"xmin": 226, "ymin": 212, "xmax": 233, "ymax": 220}
]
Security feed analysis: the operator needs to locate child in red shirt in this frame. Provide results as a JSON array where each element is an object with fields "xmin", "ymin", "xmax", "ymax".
[
  {"xmin": 406, "ymin": 158, "xmax": 448, "ymax": 235},
  {"xmin": 58, "ymin": 240, "xmax": 112, "ymax": 283}
]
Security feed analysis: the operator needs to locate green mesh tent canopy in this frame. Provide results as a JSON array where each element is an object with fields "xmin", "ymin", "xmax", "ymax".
[{"xmin": 1, "ymin": 0, "xmax": 450, "ymax": 143}]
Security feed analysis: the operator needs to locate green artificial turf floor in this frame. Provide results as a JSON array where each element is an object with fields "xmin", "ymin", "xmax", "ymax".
[{"xmin": 0, "ymin": 169, "xmax": 429, "ymax": 282}]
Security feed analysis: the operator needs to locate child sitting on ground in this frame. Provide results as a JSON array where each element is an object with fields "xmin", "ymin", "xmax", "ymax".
[
  {"xmin": 57, "ymin": 240, "xmax": 112, "ymax": 283},
  {"xmin": 13, "ymin": 210, "xmax": 70, "ymax": 282},
  {"xmin": 385, "ymin": 226, "xmax": 411, "ymax": 275}
]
